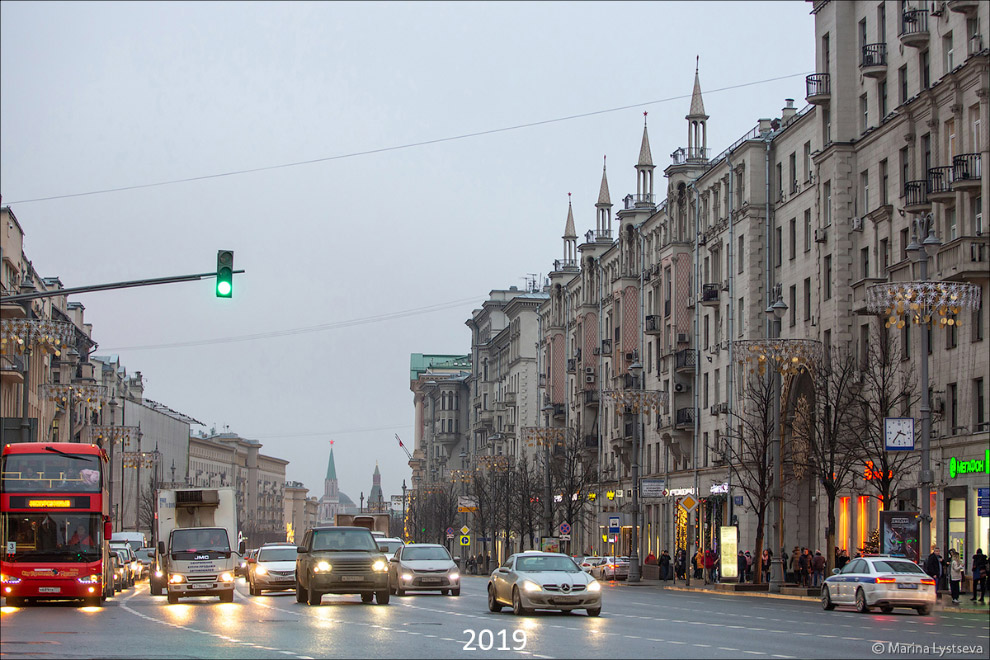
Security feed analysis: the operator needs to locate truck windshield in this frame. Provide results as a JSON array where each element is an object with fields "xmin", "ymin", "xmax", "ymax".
[
  {"xmin": 312, "ymin": 529, "xmax": 378, "ymax": 552},
  {"xmin": 171, "ymin": 529, "xmax": 230, "ymax": 553},
  {"xmin": 1, "ymin": 512, "xmax": 102, "ymax": 562},
  {"xmin": 1, "ymin": 453, "xmax": 101, "ymax": 493}
]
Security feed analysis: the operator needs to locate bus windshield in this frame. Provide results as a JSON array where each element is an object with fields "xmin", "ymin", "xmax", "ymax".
[
  {"xmin": 1, "ymin": 512, "xmax": 102, "ymax": 562},
  {"xmin": 1, "ymin": 452, "xmax": 101, "ymax": 493}
]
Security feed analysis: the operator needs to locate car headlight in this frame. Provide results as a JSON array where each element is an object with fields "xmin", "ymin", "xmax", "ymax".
[
  {"xmin": 587, "ymin": 580, "xmax": 601, "ymax": 592},
  {"xmin": 77, "ymin": 574, "xmax": 101, "ymax": 584},
  {"xmin": 155, "ymin": 570, "xmax": 163, "ymax": 578},
  {"xmin": 220, "ymin": 572, "xmax": 234, "ymax": 582},
  {"xmin": 255, "ymin": 566, "xmax": 268, "ymax": 576},
  {"xmin": 401, "ymin": 572, "xmax": 413, "ymax": 582},
  {"xmin": 240, "ymin": 561, "xmax": 247, "ymax": 568},
  {"xmin": 169, "ymin": 574, "xmax": 185, "ymax": 584},
  {"xmin": 314, "ymin": 561, "xmax": 332, "ymax": 573},
  {"xmin": 372, "ymin": 560, "xmax": 387, "ymax": 572},
  {"xmin": 521, "ymin": 580, "xmax": 542, "ymax": 593},
  {"xmin": 449, "ymin": 571, "xmax": 460, "ymax": 581}
]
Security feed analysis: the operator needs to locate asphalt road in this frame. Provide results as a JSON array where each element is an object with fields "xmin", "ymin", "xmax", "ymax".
[{"xmin": 2, "ymin": 577, "xmax": 988, "ymax": 659}]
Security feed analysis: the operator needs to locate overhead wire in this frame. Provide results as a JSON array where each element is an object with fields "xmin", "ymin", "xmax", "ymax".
[{"xmin": 6, "ymin": 71, "xmax": 812, "ymax": 205}]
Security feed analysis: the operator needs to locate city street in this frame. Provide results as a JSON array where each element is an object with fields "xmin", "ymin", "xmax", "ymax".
[{"xmin": 2, "ymin": 577, "xmax": 987, "ymax": 659}]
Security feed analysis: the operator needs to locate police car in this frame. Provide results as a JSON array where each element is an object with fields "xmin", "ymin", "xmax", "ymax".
[{"xmin": 821, "ymin": 555, "xmax": 936, "ymax": 615}]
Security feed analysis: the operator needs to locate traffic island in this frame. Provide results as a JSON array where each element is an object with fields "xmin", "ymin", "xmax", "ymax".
[
  {"xmin": 714, "ymin": 582, "xmax": 769, "ymax": 593},
  {"xmin": 780, "ymin": 586, "xmax": 820, "ymax": 597}
]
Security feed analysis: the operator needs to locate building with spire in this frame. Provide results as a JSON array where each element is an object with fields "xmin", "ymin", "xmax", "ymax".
[
  {"xmin": 318, "ymin": 443, "xmax": 340, "ymax": 524},
  {"xmin": 367, "ymin": 463, "xmax": 387, "ymax": 513}
]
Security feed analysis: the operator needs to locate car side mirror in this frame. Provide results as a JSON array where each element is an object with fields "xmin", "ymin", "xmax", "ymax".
[
  {"xmin": 297, "ymin": 546, "xmax": 308, "ymax": 554},
  {"xmin": 832, "ymin": 568, "xmax": 841, "ymax": 575},
  {"xmin": 238, "ymin": 540, "xmax": 246, "ymax": 555},
  {"xmin": 390, "ymin": 557, "xmax": 398, "ymax": 562},
  {"xmin": 158, "ymin": 541, "xmax": 165, "ymax": 555},
  {"xmin": 497, "ymin": 567, "xmax": 508, "ymax": 573},
  {"xmin": 104, "ymin": 518, "xmax": 113, "ymax": 541}
]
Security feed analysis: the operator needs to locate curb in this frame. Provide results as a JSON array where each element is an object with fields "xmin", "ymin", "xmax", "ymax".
[{"xmin": 660, "ymin": 586, "xmax": 819, "ymax": 601}]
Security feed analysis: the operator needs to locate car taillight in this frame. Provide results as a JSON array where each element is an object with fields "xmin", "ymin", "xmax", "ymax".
[
  {"xmin": 874, "ymin": 577, "xmax": 896, "ymax": 584},
  {"xmin": 920, "ymin": 578, "xmax": 935, "ymax": 585}
]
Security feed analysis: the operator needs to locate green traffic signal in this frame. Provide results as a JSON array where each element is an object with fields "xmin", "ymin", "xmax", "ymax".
[{"xmin": 216, "ymin": 250, "xmax": 234, "ymax": 298}]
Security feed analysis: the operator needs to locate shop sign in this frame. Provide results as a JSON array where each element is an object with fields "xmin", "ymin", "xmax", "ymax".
[
  {"xmin": 710, "ymin": 482, "xmax": 729, "ymax": 495},
  {"xmin": 864, "ymin": 460, "xmax": 893, "ymax": 481},
  {"xmin": 663, "ymin": 487, "xmax": 696, "ymax": 497},
  {"xmin": 948, "ymin": 449, "xmax": 990, "ymax": 479}
]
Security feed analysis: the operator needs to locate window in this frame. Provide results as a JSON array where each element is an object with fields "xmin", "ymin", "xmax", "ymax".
[
  {"xmin": 902, "ymin": 317, "xmax": 911, "ymax": 359},
  {"xmin": 947, "ymin": 207, "xmax": 957, "ymax": 241},
  {"xmin": 803, "ymin": 142, "xmax": 811, "ymax": 182},
  {"xmin": 823, "ymin": 107, "xmax": 831, "ymax": 144},
  {"xmin": 860, "ymin": 324, "xmax": 870, "ymax": 370},
  {"xmin": 824, "ymin": 329, "xmax": 832, "ymax": 363},
  {"xmin": 921, "ymin": 50, "xmax": 930, "ymax": 89},
  {"xmin": 803, "ymin": 278, "xmax": 811, "ymax": 320},
  {"xmin": 947, "ymin": 313, "xmax": 958, "ymax": 349},
  {"xmin": 804, "ymin": 210, "xmax": 812, "ymax": 252},
  {"xmin": 948, "ymin": 382, "xmax": 958, "ymax": 431},
  {"xmin": 704, "ymin": 315, "xmax": 710, "ymax": 348},
  {"xmin": 789, "ymin": 285, "xmax": 796, "ymax": 327},
  {"xmin": 859, "ymin": 170, "xmax": 869, "ymax": 216},
  {"xmin": 703, "ymin": 432, "xmax": 709, "ymax": 467},
  {"xmin": 824, "ymin": 182, "xmax": 832, "ymax": 226},
  {"xmin": 775, "ymin": 226, "xmax": 782, "ymax": 267},
  {"xmin": 704, "ymin": 372, "xmax": 710, "ymax": 408},
  {"xmin": 946, "ymin": 118, "xmax": 956, "ymax": 160},
  {"xmin": 922, "ymin": 133, "xmax": 931, "ymax": 174},
  {"xmin": 789, "ymin": 152, "xmax": 797, "ymax": 193},
  {"xmin": 878, "ymin": 2, "xmax": 886, "ymax": 42},
  {"xmin": 880, "ymin": 238, "xmax": 889, "ymax": 273},
  {"xmin": 879, "ymin": 80, "xmax": 888, "ymax": 118},
  {"xmin": 859, "ymin": 18, "xmax": 867, "ymax": 54},
  {"xmin": 861, "ymin": 247, "xmax": 870, "ymax": 279},
  {"xmin": 737, "ymin": 297, "xmax": 744, "ymax": 337},
  {"xmin": 900, "ymin": 146, "xmax": 910, "ymax": 193},
  {"xmin": 880, "ymin": 159, "xmax": 888, "ymax": 205},
  {"xmin": 822, "ymin": 32, "xmax": 830, "ymax": 73},
  {"xmin": 900, "ymin": 227, "xmax": 910, "ymax": 262},
  {"xmin": 824, "ymin": 255, "xmax": 832, "ymax": 300},
  {"xmin": 973, "ymin": 195, "xmax": 982, "ymax": 236},
  {"xmin": 975, "ymin": 378, "xmax": 986, "ymax": 431},
  {"xmin": 776, "ymin": 162, "xmax": 783, "ymax": 201},
  {"xmin": 899, "ymin": 65, "xmax": 908, "ymax": 104},
  {"xmin": 789, "ymin": 218, "xmax": 796, "ymax": 260},
  {"xmin": 860, "ymin": 93, "xmax": 869, "ymax": 134},
  {"xmin": 943, "ymin": 32, "xmax": 953, "ymax": 73},
  {"xmin": 974, "ymin": 301, "xmax": 984, "ymax": 342},
  {"xmin": 738, "ymin": 235, "xmax": 744, "ymax": 273}
]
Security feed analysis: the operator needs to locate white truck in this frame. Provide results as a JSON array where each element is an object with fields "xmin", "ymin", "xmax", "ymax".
[{"xmin": 151, "ymin": 488, "xmax": 244, "ymax": 603}]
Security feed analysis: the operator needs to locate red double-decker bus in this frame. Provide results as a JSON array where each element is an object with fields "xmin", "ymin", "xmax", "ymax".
[{"xmin": 1, "ymin": 442, "xmax": 113, "ymax": 607}]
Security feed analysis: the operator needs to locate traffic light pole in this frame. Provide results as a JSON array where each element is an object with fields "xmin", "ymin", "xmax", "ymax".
[{"xmin": 0, "ymin": 270, "xmax": 245, "ymax": 304}]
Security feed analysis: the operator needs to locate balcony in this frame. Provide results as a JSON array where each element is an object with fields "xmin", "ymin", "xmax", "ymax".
[
  {"xmin": 899, "ymin": 9, "xmax": 929, "ymax": 48},
  {"xmin": 861, "ymin": 43, "xmax": 887, "ymax": 78},
  {"xmin": 1, "ymin": 354, "xmax": 24, "ymax": 384},
  {"xmin": 675, "ymin": 407, "xmax": 695, "ymax": 430},
  {"xmin": 554, "ymin": 258, "xmax": 579, "ymax": 272},
  {"xmin": 701, "ymin": 283, "xmax": 721, "ymax": 307},
  {"xmin": 935, "ymin": 235, "xmax": 990, "ymax": 281},
  {"xmin": 504, "ymin": 391, "xmax": 516, "ymax": 406},
  {"xmin": 645, "ymin": 314, "xmax": 662, "ymax": 335},
  {"xmin": 952, "ymin": 153, "xmax": 982, "ymax": 190},
  {"xmin": 671, "ymin": 147, "xmax": 710, "ymax": 165},
  {"xmin": 948, "ymin": 0, "xmax": 982, "ymax": 16},
  {"xmin": 551, "ymin": 403, "xmax": 566, "ymax": 419},
  {"xmin": 927, "ymin": 166, "xmax": 955, "ymax": 203},
  {"xmin": 584, "ymin": 434, "xmax": 600, "ymax": 449},
  {"xmin": 479, "ymin": 409, "xmax": 494, "ymax": 427},
  {"xmin": 675, "ymin": 348, "xmax": 697, "ymax": 373},
  {"xmin": 581, "ymin": 389, "xmax": 600, "ymax": 407},
  {"xmin": 624, "ymin": 193, "xmax": 655, "ymax": 209},
  {"xmin": 584, "ymin": 228, "xmax": 612, "ymax": 243},
  {"xmin": 851, "ymin": 277, "xmax": 887, "ymax": 314},
  {"xmin": 601, "ymin": 339, "xmax": 613, "ymax": 356},
  {"xmin": 566, "ymin": 358, "xmax": 577, "ymax": 374},
  {"xmin": 903, "ymin": 180, "xmax": 930, "ymax": 213},
  {"xmin": 805, "ymin": 73, "xmax": 830, "ymax": 105}
]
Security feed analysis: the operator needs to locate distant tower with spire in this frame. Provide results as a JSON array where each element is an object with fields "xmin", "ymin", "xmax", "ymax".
[
  {"xmin": 562, "ymin": 193, "xmax": 577, "ymax": 267},
  {"xmin": 596, "ymin": 156, "xmax": 612, "ymax": 240},
  {"xmin": 636, "ymin": 112, "xmax": 655, "ymax": 204},
  {"xmin": 367, "ymin": 463, "xmax": 386, "ymax": 512},
  {"xmin": 686, "ymin": 55, "xmax": 709, "ymax": 161},
  {"xmin": 318, "ymin": 442, "xmax": 340, "ymax": 524}
]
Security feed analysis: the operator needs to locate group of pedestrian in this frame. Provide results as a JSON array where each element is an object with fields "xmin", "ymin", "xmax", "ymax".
[{"xmin": 924, "ymin": 546, "xmax": 988, "ymax": 604}]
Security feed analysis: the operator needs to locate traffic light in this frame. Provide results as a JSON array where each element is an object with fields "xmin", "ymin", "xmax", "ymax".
[{"xmin": 216, "ymin": 250, "xmax": 233, "ymax": 298}]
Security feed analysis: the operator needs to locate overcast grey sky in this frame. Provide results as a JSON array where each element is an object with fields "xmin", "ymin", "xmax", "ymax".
[{"xmin": 1, "ymin": 1, "xmax": 815, "ymax": 504}]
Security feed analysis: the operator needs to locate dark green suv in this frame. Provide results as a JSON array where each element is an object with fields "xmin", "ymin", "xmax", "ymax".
[{"xmin": 295, "ymin": 526, "xmax": 390, "ymax": 605}]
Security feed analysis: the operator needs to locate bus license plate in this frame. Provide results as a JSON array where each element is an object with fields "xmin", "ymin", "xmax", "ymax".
[
  {"xmin": 38, "ymin": 587, "xmax": 61, "ymax": 593},
  {"xmin": 340, "ymin": 575, "xmax": 362, "ymax": 582}
]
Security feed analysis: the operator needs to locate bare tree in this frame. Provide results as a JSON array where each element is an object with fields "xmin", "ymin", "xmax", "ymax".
[
  {"xmin": 790, "ymin": 345, "xmax": 864, "ymax": 573},
  {"xmin": 138, "ymin": 481, "xmax": 156, "ymax": 535},
  {"xmin": 851, "ymin": 323, "xmax": 920, "ymax": 535},
  {"xmin": 548, "ymin": 431, "xmax": 599, "ymax": 556}
]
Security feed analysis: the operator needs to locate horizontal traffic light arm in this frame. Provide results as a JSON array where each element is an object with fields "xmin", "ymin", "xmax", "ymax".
[{"xmin": 0, "ymin": 270, "xmax": 245, "ymax": 303}]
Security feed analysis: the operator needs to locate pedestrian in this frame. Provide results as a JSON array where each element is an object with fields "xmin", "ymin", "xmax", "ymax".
[
  {"xmin": 760, "ymin": 549, "xmax": 771, "ymax": 582},
  {"xmin": 924, "ymin": 547, "xmax": 943, "ymax": 588},
  {"xmin": 675, "ymin": 548, "xmax": 686, "ymax": 581},
  {"xmin": 693, "ymin": 549, "xmax": 704, "ymax": 580},
  {"xmin": 789, "ymin": 547, "xmax": 800, "ymax": 583},
  {"xmin": 704, "ymin": 549, "xmax": 716, "ymax": 584},
  {"xmin": 949, "ymin": 549, "xmax": 964, "ymax": 604},
  {"xmin": 836, "ymin": 548, "xmax": 849, "ymax": 570},
  {"xmin": 645, "ymin": 551, "xmax": 657, "ymax": 565},
  {"xmin": 744, "ymin": 551, "xmax": 753, "ymax": 582},
  {"xmin": 812, "ymin": 550, "xmax": 826, "ymax": 587},
  {"xmin": 970, "ymin": 548, "xmax": 987, "ymax": 603},
  {"xmin": 659, "ymin": 550, "xmax": 672, "ymax": 582},
  {"xmin": 737, "ymin": 551, "xmax": 747, "ymax": 582},
  {"xmin": 798, "ymin": 547, "xmax": 811, "ymax": 587}
]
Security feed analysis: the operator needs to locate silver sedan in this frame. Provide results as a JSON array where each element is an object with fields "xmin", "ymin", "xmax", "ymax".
[
  {"xmin": 487, "ymin": 551, "xmax": 602, "ymax": 616},
  {"xmin": 388, "ymin": 543, "xmax": 460, "ymax": 596}
]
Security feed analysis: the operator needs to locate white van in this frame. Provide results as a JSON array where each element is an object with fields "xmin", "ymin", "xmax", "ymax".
[{"xmin": 111, "ymin": 532, "xmax": 148, "ymax": 553}]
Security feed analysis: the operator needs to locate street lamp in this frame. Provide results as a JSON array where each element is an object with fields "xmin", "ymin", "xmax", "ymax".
[
  {"xmin": 765, "ymin": 288, "xmax": 787, "ymax": 593},
  {"xmin": 627, "ymin": 359, "xmax": 644, "ymax": 583},
  {"xmin": 401, "ymin": 479, "xmax": 407, "ymax": 542}
]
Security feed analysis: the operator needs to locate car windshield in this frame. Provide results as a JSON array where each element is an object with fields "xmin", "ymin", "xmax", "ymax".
[
  {"xmin": 1, "ymin": 512, "xmax": 101, "ymax": 562},
  {"xmin": 873, "ymin": 560, "xmax": 925, "ymax": 574},
  {"xmin": 312, "ymin": 529, "xmax": 378, "ymax": 552},
  {"xmin": 402, "ymin": 546, "xmax": 450, "ymax": 561},
  {"xmin": 516, "ymin": 556, "xmax": 580, "ymax": 572},
  {"xmin": 378, "ymin": 541, "xmax": 404, "ymax": 553},
  {"xmin": 111, "ymin": 546, "xmax": 133, "ymax": 560},
  {"xmin": 258, "ymin": 547, "xmax": 297, "ymax": 562},
  {"xmin": 171, "ymin": 528, "xmax": 230, "ymax": 553}
]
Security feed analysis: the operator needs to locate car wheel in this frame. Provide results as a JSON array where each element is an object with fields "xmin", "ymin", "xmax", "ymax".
[
  {"xmin": 307, "ymin": 589, "xmax": 322, "ymax": 606},
  {"xmin": 586, "ymin": 607, "xmax": 601, "ymax": 617},
  {"xmin": 295, "ymin": 583, "xmax": 307, "ymax": 603},
  {"xmin": 512, "ymin": 587, "xmax": 531, "ymax": 616},
  {"xmin": 821, "ymin": 585, "xmax": 836, "ymax": 611},
  {"xmin": 488, "ymin": 585, "xmax": 503, "ymax": 612},
  {"xmin": 150, "ymin": 579, "xmax": 162, "ymax": 596},
  {"xmin": 441, "ymin": 589, "xmax": 449, "ymax": 595},
  {"xmin": 376, "ymin": 590, "xmax": 390, "ymax": 605},
  {"xmin": 855, "ymin": 588, "xmax": 870, "ymax": 613},
  {"xmin": 167, "ymin": 593, "xmax": 178, "ymax": 605},
  {"xmin": 451, "ymin": 587, "xmax": 460, "ymax": 596},
  {"xmin": 361, "ymin": 592, "xmax": 374, "ymax": 604},
  {"xmin": 916, "ymin": 604, "xmax": 933, "ymax": 616},
  {"xmin": 880, "ymin": 606, "xmax": 893, "ymax": 614},
  {"xmin": 219, "ymin": 590, "xmax": 234, "ymax": 603}
]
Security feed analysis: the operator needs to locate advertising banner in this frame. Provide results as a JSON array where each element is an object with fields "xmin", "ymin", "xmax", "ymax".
[
  {"xmin": 880, "ymin": 511, "xmax": 920, "ymax": 563},
  {"xmin": 540, "ymin": 537, "xmax": 560, "ymax": 553},
  {"xmin": 457, "ymin": 496, "xmax": 478, "ymax": 513},
  {"xmin": 640, "ymin": 478, "xmax": 666, "ymax": 498},
  {"xmin": 719, "ymin": 526, "xmax": 739, "ymax": 581}
]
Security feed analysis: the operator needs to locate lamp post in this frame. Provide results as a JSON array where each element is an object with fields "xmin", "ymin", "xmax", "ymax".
[
  {"xmin": 627, "ymin": 359, "xmax": 644, "ymax": 583},
  {"xmin": 765, "ymin": 288, "xmax": 787, "ymax": 593},
  {"xmin": 867, "ymin": 212, "xmax": 980, "ymax": 558},
  {"xmin": 540, "ymin": 404, "xmax": 555, "ymax": 542}
]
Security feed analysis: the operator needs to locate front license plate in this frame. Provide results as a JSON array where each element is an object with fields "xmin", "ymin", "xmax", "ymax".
[
  {"xmin": 897, "ymin": 583, "xmax": 918, "ymax": 589},
  {"xmin": 192, "ymin": 584, "xmax": 212, "ymax": 590},
  {"xmin": 421, "ymin": 578, "xmax": 441, "ymax": 584},
  {"xmin": 554, "ymin": 597, "xmax": 578, "ymax": 604},
  {"xmin": 340, "ymin": 575, "xmax": 363, "ymax": 582},
  {"xmin": 38, "ymin": 587, "xmax": 61, "ymax": 594}
]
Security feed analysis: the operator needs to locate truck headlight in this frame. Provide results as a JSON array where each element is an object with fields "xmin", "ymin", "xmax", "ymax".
[
  {"xmin": 220, "ymin": 572, "xmax": 234, "ymax": 582},
  {"xmin": 314, "ymin": 561, "xmax": 331, "ymax": 573},
  {"xmin": 521, "ymin": 580, "xmax": 542, "ymax": 593},
  {"xmin": 372, "ymin": 560, "xmax": 387, "ymax": 572},
  {"xmin": 255, "ymin": 566, "xmax": 268, "ymax": 576},
  {"xmin": 169, "ymin": 574, "xmax": 185, "ymax": 584},
  {"xmin": 587, "ymin": 580, "xmax": 601, "ymax": 592},
  {"xmin": 155, "ymin": 570, "xmax": 163, "ymax": 578}
]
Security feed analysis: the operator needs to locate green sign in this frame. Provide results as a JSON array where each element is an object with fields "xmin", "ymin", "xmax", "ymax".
[{"xmin": 949, "ymin": 449, "xmax": 989, "ymax": 479}]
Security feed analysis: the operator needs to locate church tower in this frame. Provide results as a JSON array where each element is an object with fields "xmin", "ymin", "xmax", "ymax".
[
  {"xmin": 318, "ymin": 443, "xmax": 340, "ymax": 524},
  {"xmin": 368, "ymin": 463, "xmax": 385, "ymax": 512}
]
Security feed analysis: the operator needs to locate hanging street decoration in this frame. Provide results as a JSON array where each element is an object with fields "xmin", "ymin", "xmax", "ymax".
[
  {"xmin": 0, "ymin": 318, "xmax": 76, "ymax": 356},
  {"xmin": 866, "ymin": 281, "xmax": 981, "ymax": 329}
]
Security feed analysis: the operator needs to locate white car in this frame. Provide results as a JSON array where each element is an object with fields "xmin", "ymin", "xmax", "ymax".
[
  {"xmin": 389, "ymin": 543, "xmax": 460, "ymax": 596},
  {"xmin": 592, "ymin": 556, "xmax": 629, "ymax": 581},
  {"xmin": 248, "ymin": 543, "xmax": 298, "ymax": 595},
  {"xmin": 376, "ymin": 537, "xmax": 405, "ymax": 562},
  {"xmin": 821, "ymin": 555, "xmax": 936, "ymax": 615},
  {"xmin": 578, "ymin": 557, "xmax": 605, "ymax": 574},
  {"xmin": 110, "ymin": 543, "xmax": 139, "ymax": 586},
  {"xmin": 488, "ymin": 551, "xmax": 601, "ymax": 616}
]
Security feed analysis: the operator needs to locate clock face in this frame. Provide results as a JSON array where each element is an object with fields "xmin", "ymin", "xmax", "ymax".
[{"xmin": 884, "ymin": 417, "xmax": 915, "ymax": 450}]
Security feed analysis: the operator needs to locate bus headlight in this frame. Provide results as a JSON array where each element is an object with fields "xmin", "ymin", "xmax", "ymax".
[
  {"xmin": 372, "ymin": 560, "xmax": 387, "ymax": 572},
  {"xmin": 1, "ymin": 574, "xmax": 22, "ymax": 585},
  {"xmin": 219, "ymin": 572, "xmax": 234, "ymax": 583},
  {"xmin": 169, "ymin": 574, "xmax": 185, "ymax": 584}
]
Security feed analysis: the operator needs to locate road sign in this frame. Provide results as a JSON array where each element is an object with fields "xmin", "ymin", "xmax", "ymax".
[
  {"xmin": 558, "ymin": 522, "xmax": 571, "ymax": 535},
  {"xmin": 559, "ymin": 534, "xmax": 571, "ymax": 541},
  {"xmin": 679, "ymin": 494, "xmax": 698, "ymax": 512},
  {"xmin": 446, "ymin": 527, "xmax": 455, "ymax": 536},
  {"xmin": 460, "ymin": 535, "xmax": 471, "ymax": 546},
  {"xmin": 460, "ymin": 525, "xmax": 470, "ymax": 535},
  {"xmin": 608, "ymin": 516, "xmax": 620, "ymax": 534},
  {"xmin": 446, "ymin": 533, "xmax": 454, "ymax": 540}
]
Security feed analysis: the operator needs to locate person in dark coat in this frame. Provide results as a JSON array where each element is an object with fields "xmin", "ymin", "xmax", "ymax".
[
  {"xmin": 924, "ymin": 547, "xmax": 943, "ymax": 589},
  {"xmin": 970, "ymin": 548, "xmax": 987, "ymax": 603},
  {"xmin": 811, "ymin": 550, "xmax": 826, "ymax": 587},
  {"xmin": 737, "ymin": 551, "xmax": 747, "ymax": 582},
  {"xmin": 659, "ymin": 550, "xmax": 672, "ymax": 582},
  {"xmin": 675, "ymin": 548, "xmax": 687, "ymax": 581},
  {"xmin": 798, "ymin": 547, "xmax": 811, "ymax": 587}
]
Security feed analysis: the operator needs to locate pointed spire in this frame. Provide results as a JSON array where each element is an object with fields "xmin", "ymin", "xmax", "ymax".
[
  {"xmin": 638, "ymin": 112, "xmax": 653, "ymax": 167},
  {"xmin": 597, "ymin": 155, "xmax": 611, "ymax": 205},
  {"xmin": 563, "ymin": 193, "xmax": 577, "ymax": 238},
  {"xmin": 688, "ymin": 56, "xmax": 708, "ymax": 119},
  {"xmin": 325, "ymin": 444, "xmax": 337, "ymax": 481}
]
